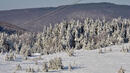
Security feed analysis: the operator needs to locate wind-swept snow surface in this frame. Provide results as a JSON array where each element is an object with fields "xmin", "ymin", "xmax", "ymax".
[{"xmin": 0, "ymin": 43, "xmax": 130, "ymax": 73}]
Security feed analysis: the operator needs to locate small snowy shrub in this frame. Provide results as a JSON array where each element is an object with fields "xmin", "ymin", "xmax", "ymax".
[
  {"xmin": 118, "ymin": 66, "xmax": 125, "ymax": 73},
  {"xmin": 15, "ymin": 64, "xmax": 22, "ymax": 71},
  {"xmin": 23, "ymin": 56, "xmax": 28, "ymax": 60},
  {"xmin": 66, "ymin": 49, "xmax": 74, "ymax": 56},
  {"xmin": 4, "ymin": 53, "xmax": 15, "ymax": 61},
  {"xmin": 120, "ymin": 46, "xmax": 129, "ymax": 53},
  {"xmin": 98, "ymin": 48, "xmax": 103, "ymax": 54},
  {"xmin": 48, "ymin": 57, "xmax": 63, "ymax": 70},
  {"xmin": 42, "ymin": 62, "xmax": 48, "ymax": 72},
  {"xmin": 26, "ymin": 67, "xmax": 35, "ymax": 73}
]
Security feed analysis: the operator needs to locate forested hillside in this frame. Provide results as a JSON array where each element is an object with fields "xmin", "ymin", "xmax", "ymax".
[{"xmin": 0, "ymin": 18, "xmax": 130, "ymax": 56}]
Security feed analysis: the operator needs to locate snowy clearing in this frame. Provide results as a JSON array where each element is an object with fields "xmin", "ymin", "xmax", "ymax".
[{"xmin": 0, "ymin": 43, "xmax": 130, "ymax": 73}]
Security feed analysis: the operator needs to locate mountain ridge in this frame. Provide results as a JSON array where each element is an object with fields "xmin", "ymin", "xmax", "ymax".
[
  {"xmin": 0, "ymin": 21, "xmax": 26, "ymax": 34},
  {"xmin": 0, "ymin": 2, "xmax": 130, "ymax": 32}
]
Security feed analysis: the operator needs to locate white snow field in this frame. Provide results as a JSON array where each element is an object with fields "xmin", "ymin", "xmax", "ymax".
[{"xmin": 0, "ymin": 43, "xmax": 130, "ymax": 73}]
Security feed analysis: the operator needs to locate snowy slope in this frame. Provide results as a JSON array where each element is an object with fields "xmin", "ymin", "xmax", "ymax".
[{"xmin": 0, "ymin": 43, "xmax": 130, "ymax": 73}]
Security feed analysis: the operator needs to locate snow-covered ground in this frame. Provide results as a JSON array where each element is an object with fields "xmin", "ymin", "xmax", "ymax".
[{"xmin": 0, "ymin": 43, "xmax": 130, "ymax": 73}]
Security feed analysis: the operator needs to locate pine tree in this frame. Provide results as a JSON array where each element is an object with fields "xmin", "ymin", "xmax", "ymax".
[
  {"xmin": 42, "ymin": 62, "xmax": 48, "ymax": 72},
  {"xmin": 15, "ymin": 64, "xmax": 22, "ymax": 71},
  {"xmin": 118, "ymin": 66, "xmax": 125, "ymax": 73}
]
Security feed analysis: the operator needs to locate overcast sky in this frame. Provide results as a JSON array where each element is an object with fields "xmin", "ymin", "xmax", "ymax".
[{"xmin": 0, "ymin": 0, "xmax": 130, "ymax": 10}]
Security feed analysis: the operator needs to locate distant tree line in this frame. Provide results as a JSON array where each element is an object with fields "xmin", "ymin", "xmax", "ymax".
[{"xmin": 0, "ymin": 17, "xmax": 130, "ymax": 56}]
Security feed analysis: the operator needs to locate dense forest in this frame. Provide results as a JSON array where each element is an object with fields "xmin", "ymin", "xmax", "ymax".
[{"xmin": 0, "ymin": 17, "xmax": 130, "ymax": 56}]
